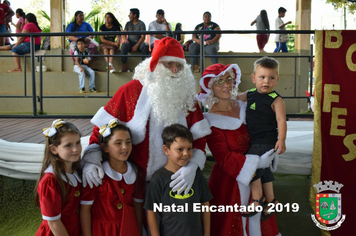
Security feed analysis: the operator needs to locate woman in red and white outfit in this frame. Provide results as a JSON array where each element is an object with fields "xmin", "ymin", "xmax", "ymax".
[{"xmin": 196, "ymin": 63, "xmax": 280, "ymax": 236}]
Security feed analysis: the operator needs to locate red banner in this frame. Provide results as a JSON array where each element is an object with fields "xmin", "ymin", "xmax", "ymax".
[{"xmin": 310, "ymin": 30, "xmax": 356, "ymax": 235}]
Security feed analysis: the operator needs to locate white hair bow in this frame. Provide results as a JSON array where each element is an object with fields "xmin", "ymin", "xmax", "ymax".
[
  {"xmin": 99, "ymin": 118, "xmax": 120, "ymax": 138},
  {"xmin": 42, "ymin": 119, "xmax": 66, "ymax": 138}
]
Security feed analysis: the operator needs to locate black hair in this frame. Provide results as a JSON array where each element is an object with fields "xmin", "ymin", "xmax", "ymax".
[
  {"xmin": 253, "ymin": 56, "xmax": 279, "ymax": 75},
  {"xmin": 16, "ymin": 8, "xmax": 25, "ymax": 18},
  {"xmin": 203, "ymin": 11, "xmax": 211, "ymax": 17},
  {"xmin": 260, "ymin": 10, "xmax": 270, "ymax": 30},
  {"xmin": 156, "ymin": 9, "xmax": 164, "ymax": 16},
  {"xmin": 278, "ymin": 7, "xmax": 287, "ymax": 14},
  {"xmin": 130, "ymin": 8, "xmax": 140, "ymax": 18},
  {"xmin": 162, "ymin": 124, "xmax": 193, "ymax": 148},
  {"xmin": 72, "ymin": 10, "xmax": 84, "ymax": 31},
  {"xmin": 105, "ymin": 12, "xmax": 122, "ymax": 30},
  {"xmin": 25, "ymin": 13, "xmax": 41, "ymax": 31},
  {"xmin": 99, "ymin": 123, "xmax": 133, "ymax": 163},
  {"xmin": 175, "ymin": 23, "xmax": 182, "ymax": 31},
  {"xmin": 76, "ymin": 37, "xmax": 86, "ymax": 44}
]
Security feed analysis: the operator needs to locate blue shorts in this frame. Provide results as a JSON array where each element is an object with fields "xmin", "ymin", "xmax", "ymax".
[
  {"xmin": 0, "ymin": 24, "xmax": 6, "ymax": 33},
  {"xmin": 11, "ymin": 43, "xmax": 41, "ymax": 55}
]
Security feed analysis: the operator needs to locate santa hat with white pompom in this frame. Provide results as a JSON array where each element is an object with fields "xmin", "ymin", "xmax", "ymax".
[{"xmin": 149, "ymin": 37, "xmax": 186, "ymax": 72}]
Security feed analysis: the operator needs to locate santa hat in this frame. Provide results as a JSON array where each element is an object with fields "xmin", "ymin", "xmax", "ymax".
[
  {"xmin": 149, "ymin": 37, "xmax": 186, "ymax": 72},
  {"xmin": 196, "ymin": 63, "xmax": 241, "ymax": 103}
]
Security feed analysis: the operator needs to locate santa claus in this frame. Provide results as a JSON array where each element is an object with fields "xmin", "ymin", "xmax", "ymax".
[{"xmin": 82, "ymin": 37, "xmax": 211, "ymax": 195}]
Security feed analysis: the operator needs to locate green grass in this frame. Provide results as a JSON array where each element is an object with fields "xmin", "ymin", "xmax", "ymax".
[
  {"xmin": 0, "ymin": 176, "xmax": 42, "ymax": 236},
  {"xmin": 0, "ymin": 161, "xmax": 321, "ymax": 236}
]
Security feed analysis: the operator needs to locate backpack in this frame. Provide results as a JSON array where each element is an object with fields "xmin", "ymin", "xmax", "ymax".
[{"xmin": 183, "ymin": 39, "xmax": 193, "ymax": 51}]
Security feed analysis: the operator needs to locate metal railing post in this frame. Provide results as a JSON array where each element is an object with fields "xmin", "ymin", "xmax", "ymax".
[
  {"xmin": 39, "ymin": 56, "xmax": 43, "ymax": 113},
  {"xmin": 30, "ymin": 36, "xmax": 37, "ymax": 116},
  {"xmin": 200, "ymin": 33, "xmax": 204, "ymax": 75},
  {"xmin": 309, "ymin": 44, "xmax": 314, "ymax": 97},
  {"xmin": 106, "ymin": 55, "xmax": 110, "ymax": 97}
]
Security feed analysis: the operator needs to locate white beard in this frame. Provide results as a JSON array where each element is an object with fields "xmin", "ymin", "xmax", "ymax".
[{"xmin": 138, "ymin": 61, "xmax": 197, "ymax": 127}]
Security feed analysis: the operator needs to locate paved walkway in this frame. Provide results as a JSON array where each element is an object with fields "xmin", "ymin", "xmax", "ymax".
[{"xmin": 0, "ymin": 118, "xmax": 93, "ymax": 144}]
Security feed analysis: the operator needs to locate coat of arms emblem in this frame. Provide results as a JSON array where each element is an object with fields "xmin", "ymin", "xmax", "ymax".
[{"xmin": 311, "ymin": 180, "xmax": 346, "ymax": 230}]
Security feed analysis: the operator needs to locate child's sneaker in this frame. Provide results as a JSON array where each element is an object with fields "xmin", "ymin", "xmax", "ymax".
[
  {"xmin": 90, "ymin": 87, "xmax": 98, "ymax": 93},
  {"xmin": 79, "ymin": 87, "xmax": 85, "ymax": 93}
]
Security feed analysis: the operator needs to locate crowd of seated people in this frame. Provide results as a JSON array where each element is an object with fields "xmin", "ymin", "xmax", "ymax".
[{"xmin": 0, "ymin": 7, "xmax": 291, "ymax": 74}]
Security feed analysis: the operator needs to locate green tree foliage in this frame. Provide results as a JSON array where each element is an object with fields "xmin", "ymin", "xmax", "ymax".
[
  {"xmin": 91, "ymin": 0, "xmax": 126, "ymax": 25},
  {"xmin": 287, "ymin": 23, "xmax": 295, "ymax": 53},
  {"xmin": 326, "ymin": 0, "xmax": 356, "ymax": 13}
]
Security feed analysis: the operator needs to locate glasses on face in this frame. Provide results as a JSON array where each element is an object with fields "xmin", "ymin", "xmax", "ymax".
[
  {"xmin": 214, "ymin": 76, "xmax": 234, "ymax": 86},
  {"xmin": 161, "ymin": 61, "xmax": 184, "ymax": 71}
]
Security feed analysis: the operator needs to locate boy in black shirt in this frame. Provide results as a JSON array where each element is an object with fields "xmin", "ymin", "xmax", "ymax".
[{"xmin": 238, "ymin": 56, "xmax": 286, "ymax": 221}]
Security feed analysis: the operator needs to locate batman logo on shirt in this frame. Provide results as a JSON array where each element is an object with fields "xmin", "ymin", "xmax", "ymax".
[{"xmin": 169, "ymin": 188, "xmax": 194, "ymax": 199}]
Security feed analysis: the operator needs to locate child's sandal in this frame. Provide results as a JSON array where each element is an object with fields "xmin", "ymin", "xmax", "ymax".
[
  {"xmin": 261, "ymin": 198, "xmax": 279, "ymax": 222},
  {"xmin": 242, "ymin": 196, "xmax": 266, "ymax": 218}
]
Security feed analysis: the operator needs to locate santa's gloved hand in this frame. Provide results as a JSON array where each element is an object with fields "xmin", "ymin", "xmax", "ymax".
[
  {"xmin": 170, "ymin": 161, "xmax": 198, "ymax": 195},
  {"xmin": 81, "ymin": 145, "xmax": 104, "ymax": 188},
  {"xmin": 258, "ymin": 149, "xmax": 276, "ymax": 169},
  {"xmin": 82, "ymin": 163, "xmax": 104, "ymax": 188}
]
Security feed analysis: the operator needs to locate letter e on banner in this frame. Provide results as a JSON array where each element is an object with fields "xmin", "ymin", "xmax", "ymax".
[
  {"xmin": 330, "ymin": 107, "xmax": 347, "ymax": 136},
  {"xmin": 325, "ymin": 31, "xmax": 343, "ymax": 49}
]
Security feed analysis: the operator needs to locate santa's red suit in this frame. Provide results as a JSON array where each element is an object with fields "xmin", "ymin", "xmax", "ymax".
[{"xmin": 88, "ymin": 79, "xmax": 210, "ymax": 180}]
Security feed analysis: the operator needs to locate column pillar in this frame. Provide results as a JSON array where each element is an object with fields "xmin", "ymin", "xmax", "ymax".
[
  {"xmin": 50, "ymin": 0, "xmax": 66, "ymax": 71},
  {"xmin": 295, "ymin": 0, "xmax": 311, "ymax": 52}
]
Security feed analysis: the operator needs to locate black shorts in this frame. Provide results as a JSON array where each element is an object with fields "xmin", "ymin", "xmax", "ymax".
[{"xmin": 247, "ymin": 143, "xmax": 275, "ymax": 184}]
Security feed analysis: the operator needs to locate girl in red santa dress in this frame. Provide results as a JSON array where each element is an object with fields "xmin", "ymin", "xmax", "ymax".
[
  {"xmin": 196, "ymin": 64, "xmax": 280, "ymax": 236},
  {"xmin": 80, "ymin": 119, "xmax": 143, "ymax": 236},
  {"xmin": 35, "ymin": 119, "xmax": 82, "ymax": 236}
]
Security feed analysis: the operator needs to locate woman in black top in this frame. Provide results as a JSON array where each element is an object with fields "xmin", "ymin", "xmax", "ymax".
[
  {"xmin": 174, "ymin": 22, "xmax": 184, "ymax": 45},
  {"xmin": 99, "ymin": 12, "xmax": 122, "ymax": 73}
]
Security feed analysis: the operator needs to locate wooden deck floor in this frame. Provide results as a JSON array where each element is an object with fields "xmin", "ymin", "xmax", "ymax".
[{"xmin": 0, "ymin": 118, "xmax": 94, "ymax": 144}]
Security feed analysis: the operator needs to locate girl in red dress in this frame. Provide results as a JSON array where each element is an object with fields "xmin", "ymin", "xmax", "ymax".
[
  {"xmin": 35, "ymin": 119, "xmax": 82, "ymax": 236},
  {"xmin": 80, "ymin": 119, "xmax": 143, "ymax": 236}
]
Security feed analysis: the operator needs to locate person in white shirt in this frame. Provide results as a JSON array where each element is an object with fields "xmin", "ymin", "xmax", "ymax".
[
  {"xmin": 274, "ymin": 7, "xmax": 291, "ymax": 53},
  {"xmin": 148, "ymin": 9, "xmax": 172, "ymax": 51}
]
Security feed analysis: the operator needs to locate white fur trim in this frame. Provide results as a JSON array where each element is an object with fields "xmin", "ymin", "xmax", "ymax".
[
  {"xmin": 236, "ymin": 154, "xmax": 259, "ymax": 186},
  {"xmin": 190, "ymin": 119, "xmax": 211, "ymax": 141},
  {"xmin": 43, "ymin": 213, "xmax": 61, "ymax": 221},
  {"xmin": 91, "ymin": 88, "xmax": 151, "ymax": 145},
  {"xmin": 146, "ymin": 109, "xmax": 168, "ymax": 180},
  {"xmin": 204, "ymin": 100, "xmax": 247, "ymax": 129},
  {"xmin": 133, "ymin": 197, "xmax": 144, "ymax": 203},
  {"xmin": 190, "ymin": 149, "xmax": 206, "ymax": 170},
  {"xmin": 270, "ymin": 153, "xmax": 279, "ymax": 172},
  {"xmin": 91, "ymin": 107, "xmax": 117, "ymax": 128},
  {"xmin": 80, "ymin": 200, "xmax": 94, "ymax": 205},
  {"xmin": 103, "ymin": 161, "xmax": 136, "ymax": 185},
  {"xmin": 159, "ymin": 56, "xmax": 186, "ymax": 65},
  {"xmin": 44, "ymin": 165, "xmax": 82, "ymax": 187},
  {"xmin": 82, "ymin": 143, "xmax": 101, "ymax": 157},
  {"xmin": 124, "ymin": 86, "xmax": 151, "ymax": 145},
  {"xmin": 146, "ymin": 110, "xmax": 191, "ymax": 180}
]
